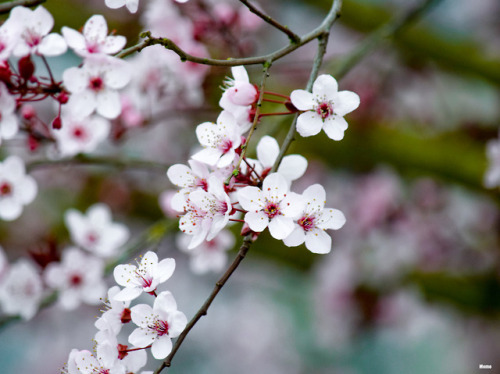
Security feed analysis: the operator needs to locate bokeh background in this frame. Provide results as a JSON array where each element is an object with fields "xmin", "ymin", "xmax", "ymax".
[{"xmin": 1, "ymin": 0, "xmax": 500, "ymax": 373}]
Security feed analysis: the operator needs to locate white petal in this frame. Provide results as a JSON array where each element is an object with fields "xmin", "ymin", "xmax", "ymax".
[
  {"xmin": 231, "ymin": 66, "xmax": 249, "ymax": 83},
  {"xmin": 322, "ymin": 116, "xmax": 348, "ymax": 141},
  {"xmin": 38, "ymin": 33, "xmax": 67, "ymax": 56},
  {"xmin": 304, "ymin": 229, "xmax": 332, "ymax": 254},
  {"xmin": 96, "ymin": 90, "xmax": 121, "ymax": 119},
  {"xmin": 237, "ymin": 186, "xmax": 264, "ymax": 211},
  {"xmin": 262, "ymin": 173, "xmax": 288, "ymax": 199},
  {"xmin": 312, "ymin": 74, "xmax": 338, "ymax": 100},
  {"xmin": 256, "ymin": 135, "xmax": 279, "ymax": 168},
  {"xmin": 277, "ymin": 155, "xmax": 307, "ymax": 182},
  {"xmin": 268, "ymin": 216, "xmax": 294, "ymax": 240},
  {"xmin": 156, "ymin": 258, "xmax": 175, "ymax": 283},
  {"xmin": 129, "ymin": 327, "xmax": 156, "ymax": 347},
  {"xmin": 101, "ymin": 35, "xmax": 127, "ymax": 54},
  {"xmin": 334, "ymin": 90, "xmax": 360, "ymax": 117},
  {"xmin": 318, "ymin": 208, "xmax": 346, "ymax": 230},
  {"xmin": 63, "ymin": 67, "xmax": 88, "ymax": 94},
  {"xmin": 151, "ymin": 336, "xmax": 172, "ymax": 359},
  {"xmin": 154, "ymin": 291, "xmax": 177, "ymax": 312},
  {"xmin": 62, "ymin": 27, "xmax": 86, "ymax": 51},
  {"xmin": 290, "ymin": 89, "xmax": 314, "ymax": 111},
  {"xmin": 296, "ymin": 112, "xmax": 323, "ymax": 137},
  {"xmin": 283, "ymin": 225, "xmax": 305, "ymax": 247},
  {"xmin": 83, "ymin": 15, "xmax": 107, "ymax": 42},
  {"xmin": 191, "ymin": 147, "xmax": 222, "ymax": 166},
  {"xmin": 114, "ymin": 287, "xmax": 142, "ymax": 301},
  {"xmin": 244, "ymin": 210, "xmax": 269, "ymax": 232}
]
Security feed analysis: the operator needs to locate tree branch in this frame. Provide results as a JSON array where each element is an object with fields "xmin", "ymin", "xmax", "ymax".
[
  {"xmin": 239, "ymin": 0, "xmax": 301, "ymax": 43},
  {"xmin": 117, "ymin": 0, "xmax": 342, "ymax": 66},
  {"xmin": 225, "ymin": 60, "xmax": 272, "ymax": 185},
  {"xmin": 27, "ymin": 155, "xmax": 169, "ymax": 174},
  {"xmin": 0, "ymin": 0, "xmax": 45, "ymax": 14},
  {"xmin": 154, "ymin": 235, "xmax": 254, "ymax": 373}
]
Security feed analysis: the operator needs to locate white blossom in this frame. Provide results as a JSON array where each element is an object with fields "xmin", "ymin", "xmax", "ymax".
[
  {"xmin": 64, "ymin": 203, "xmax": 129, "ymax": 258},
  {"xmin": 237, "ymin": 173, "xmax": 304, "ymax": 239},
  {"xmin": 129, "ymin": 291, "xmax": 187, "ymax": 360},
  {"xmin": 291, "ymin": 74, "xmax": 360, "ymax": 140},
  {"xmin": 113, "ymin": 251, "xmax": 175, "ymax": 301},
  {"xmin": 0, "ymin": 156, "xmax": 37, "ymax": 221},
  {"xmin": 283, "ymin": 184, "xmax": 346, "ymax": 254}
]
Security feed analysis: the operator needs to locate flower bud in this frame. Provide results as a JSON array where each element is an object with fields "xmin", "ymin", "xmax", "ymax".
[{"xmin": 18, "ymin": 55, "xmax": 35, "ymax": 80}]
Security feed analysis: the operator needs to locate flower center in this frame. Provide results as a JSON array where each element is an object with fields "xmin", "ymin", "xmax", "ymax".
[
  {"xmin": 120, "ymin": 308, "xmax": 132, "ymax": 324},
  {"xmin": 218, "ymin": 138, "xmax": 233, "ymax": 154},
  {"xmin": 151, "ymin": 319, "xmax": 169, "ymax": 336},
  {"xmin": 70, "ymin": 273, "xmax": 83, "ymax": 286},
  {"xmin": 72, "ymin": 126, "xmax": 87, "ymax": 140},
  {"xmin": 89, "ymin": 77, "xmax": 104, "ymax": 92},
  {"xmin": 298, "ymin": 215, "xmax": 315, "ymax": 232},
  {"xmin": 23, "ymin": 29, "xmax": 41, "ymax": 47},
  {"xmin": 264, "ymin": 202, "xmax": 280, "ymax": 219},
  {"xmin": 0, "ymin": 182, "xmax": 12, "ymax": 197},
  {"xmin": 316, "ymin": 101, "xmax": 334, "ymax": 120}
]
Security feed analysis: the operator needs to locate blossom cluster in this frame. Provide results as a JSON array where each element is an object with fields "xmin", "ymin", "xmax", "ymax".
[
  {"xmin": 64, "ymin": 251, "xmax": 186, "ymax": 374},
  {"xmin": 165, "ymin": 65, "xmax": 357, "ymax": 263},
  {"xmin": 0, "ymin": 203, "xmax": 129, "ymax": 318}
]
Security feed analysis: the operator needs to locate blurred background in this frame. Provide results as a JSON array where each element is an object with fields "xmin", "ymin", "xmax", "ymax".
[{"xmin": 0, "ymin": 0, "xmax": 500, "ymax": 373}]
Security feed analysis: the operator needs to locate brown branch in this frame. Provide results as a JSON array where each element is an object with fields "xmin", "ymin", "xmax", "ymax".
[
  {"xmin": 154, "ymin": 235, "xmax": 253, "ymax": 373},
  {"xmin": 0, "ymin": 0, "xmax": 46, "ymax": 14},
  {"xmin": 239, "ymin": 0, "xmax": 301, "ymax": 43},
  {"xmin": 117, "ymin": 0, "xmax": 341, "ymax": 67},
  {"xmin": 225, "ymin": 60, "xmax": 272, "ymax": 185}
]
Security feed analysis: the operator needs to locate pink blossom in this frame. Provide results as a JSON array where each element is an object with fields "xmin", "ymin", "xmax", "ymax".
[
  {"xmin": 220, "ymin": 66, "xmax": 258, "ymax": 107},
  {"xmin": 291, "ymin": 74, "xmax": 360, "ymax": 140},
  {"xmin": 63, "ymin": 55, "xmax": 130, "ymax": 119},
  {"xmin": 192, "ymin": 111, "xmax": 242, "ymax": 168},
  {"xmin": 62, "ymin": 15, "xmax": 126, "ymax": 57},
  {"xmin": 113, "ymin": 251, "xmax": 175, "ymax": 301},
  {"xmin": 238, "ymin": 173, "xmax": 304, "ymax": 239},
  {"xmin": 0, "ymin": 156, "xmax": 37, "ymax": 221},
  {"xmin": 44, "ymin": 247, "xmax": 106, "ymax": 310},
  {"xmin": 95, "ymin": 286, "xmax": 132, "ymax": 335},
  {"xmin": 283, "ymin": 184, "xmax": 346, "ymax": 254},
  {"xmin": 0, "ymin": 82, "xmax": 19, "ymax": 146},
  {"xmin": 6, "ymin": 5, "xmax": 67, "ymax": 57},
  {"xmin": 173, "ymin": 175, "xmax": 232, "ymax": 249},
  {"xmin": 64, "ymin": 203, "xmax": 129, "ymax": 258},
  {"xmin": 0, "ymin": 259, "xmax": 43, "ymax": 320},
  {"xmin": 129, "ymin": 291, "xmax": 187, "ymax": 360},
  {"xmin": 52, "ymin": 113, "xmax": 111, "ymax": 157},
  {"xmin": 177, "ymin": 229, "xmax": 235, "ymax": 274}
]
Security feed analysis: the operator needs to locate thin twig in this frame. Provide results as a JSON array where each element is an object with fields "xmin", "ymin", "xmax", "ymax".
[
  {"xmin": 117, "ymin": 0, "xmax": 341, "ymax": 67},
  {"xmin": 155, "ymin": 236, "xmax": 253, "ymax": 373},
  {"xmin": 0, "ymin": 0, "xmax": 45, "ymax": 14},
  {"xmin": 271, "ymin": 1, "xmax": 341, "ymax": 173},
  {"xmin": 224, "ymin": 60, "xmax": 272, "ymax": 185},
  {"xmin": 27, "ymin": 155, "xmax": 169, "ymax": 173},
  {"xmin": 239, "ymin": 0, "xmax": 301, "ymax": 43}
]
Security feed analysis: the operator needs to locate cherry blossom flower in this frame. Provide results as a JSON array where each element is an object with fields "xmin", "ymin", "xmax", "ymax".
[
  {"xmin": 52, "ymin": 113, "xmax": 110, "ymax": 157},
  {"xmin": 484, "ymin": 132, "xmax": 500, "ymax": 188},
  {"xmin": 62, "ymin": 15, "xmax": 126, "ymax": 57},
  {"xmin": 71, "ymin": 346, "xmax": 126, "ymax": 374},
  {"xmin": 220, "ymin": 66, "xmax": 258, "ymax": 107},
  {"xmin": 64, "ymin": 203, "xmax": 129, "ymax": 257},
  {"xmin": 0, "ymin": 259, "xmax": 43, "ymax": 320},
  {"xmin": 6, "ymin": 5, "xmax": 67, "ymax": 57},
  {"xmin": 44, "ymin": 247, "xmax": 106, "ymax": 310},
  {"xmin": 290, "ymin": 74, "xmax": 360, "ymax": 140},
  {"xmin": 177, "ymin": 229, "xmax": 234, "ymax": 274},
  {"xmin": 283, "ymin": 184, "xmax": 346, "ymax": 254},
  {"xmin": 0, "ymin": 20, "xmax": 19, "ymax": 61},
  {"xmin": 105, "ymin": 0, "xmax": 140, "ymax": 13},
  {"xmin": 113, "ymin": 251, "xmax": 175, "ymax": 301},
  {"xmin": 94, "ymin": 329, "xmax": 147, "ymax": 373},
  {"xmin": 63, "ymin": 55, "xmax": 130, "ymax": 119},
  {"xmin": 129, "ymin": 291, "xmax": 187, "ymax": 360},
  {"xmin": 251, "ymin": 135, "xmax": 308, "ymax": 184},
  {"xmin": 237, "ymin": 173, "xmax": 304, "ymax": 239},
  {"xmin": 95, "ymin": 286, "xmax": 132, "ymax": 335},
  {"xmin": 0, "ymin": 82, "xmax": 19, "ymax": 146},
  {"xmin": 173, "ymin": 175, "xmax": 232, "ymax": 249},
  {"xmin": 0, "ymin": 155, "xmax": 37, "ymax": 221},
  {"xmin": 192, "ymin": 111, "xmax": 242, "ymax": 168},
  {"xmin": 167, "ymin": 159, "xmax": 211, "ymax": 193}
]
